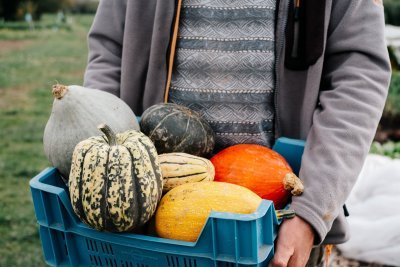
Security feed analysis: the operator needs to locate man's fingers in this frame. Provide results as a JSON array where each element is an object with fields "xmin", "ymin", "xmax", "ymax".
[
  {"xmin": 270, "ymin": 244, "xmax": 294, "ymax": 267},
  {"xmin": 269, "ymin": 216, "xmax": 315, "ymax": 267},
  {"xmin": 287, "ymin": 251, "xmax": 308, "ymax": 267}
]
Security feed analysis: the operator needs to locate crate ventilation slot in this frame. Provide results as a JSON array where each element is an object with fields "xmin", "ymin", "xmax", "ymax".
[
  {"xmin": 166, "ymin": 255, "xmax": 197, "ymax": 267},
  {"xmin": 121, "ymin": 262, "xmax": 149, "ymax": 267},
  {"xmin": 86, "ymin": 238, "xmax": 99, "ymax": 252},
  {"xmin": 90, "ymin": 255, "xmax": 132, "ymax": 267},
  {"xmin": 60, "ymin": 231, "xmax": 68, "ymax": 256},
  {"xmin": 89, "ymin": 254, "xmax": 103, "ymax": 266},
  {"xmin": 101, "ymin": 242, "xmax": 114, "ymax": 255},
  {"xmin": 86, "ymin": 238, "xmax": 114, "ymax": 255}
]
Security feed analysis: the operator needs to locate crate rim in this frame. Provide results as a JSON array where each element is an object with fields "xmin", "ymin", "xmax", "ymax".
[{"xmin": 31, "ymin": 167, "xmax": 278, "ymax": 248}]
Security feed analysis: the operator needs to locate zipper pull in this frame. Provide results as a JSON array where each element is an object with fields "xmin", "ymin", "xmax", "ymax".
[
  {"xmin": 294, "ymin": 0, "xmax": 301, "ymax": 19},
  {"xmin": 291, "ymin": 0, "xmax": 301, "ymax": 58}
]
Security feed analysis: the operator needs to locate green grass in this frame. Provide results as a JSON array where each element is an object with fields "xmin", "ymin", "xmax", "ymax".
[
  {"xmin": 0, "ymin": 14, "xmax": 93, "ymax": 267},
  {"xmin": 370, "ymin": 141, "xmax": 400, "ymax": 159}
]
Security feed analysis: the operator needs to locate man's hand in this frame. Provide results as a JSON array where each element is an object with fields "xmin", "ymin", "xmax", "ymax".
[{"xmin": 270, "ymin": 216, "xmax": 315, "ymax": 267}]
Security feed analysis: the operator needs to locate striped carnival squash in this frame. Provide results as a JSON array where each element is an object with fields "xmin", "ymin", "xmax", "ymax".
[
  {"xmin": 69, "ymin": 124, "xmax": 163, "ymax": 232},
  {"xmin": 159, "ymin": 153, "xmax": 215, "ymax": 193}
]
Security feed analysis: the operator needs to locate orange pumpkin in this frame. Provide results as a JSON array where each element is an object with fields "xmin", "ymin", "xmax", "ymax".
[{"xmin": 211, "ymin": 144, "xmax": 303, "ymax": 209}]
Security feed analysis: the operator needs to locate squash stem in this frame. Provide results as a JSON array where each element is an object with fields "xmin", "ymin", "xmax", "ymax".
[
  {"xmin": 283, "ymin": 173, "xmax": 304, "ymax": 196},
  {"xmin": 98, "ymin": 123, "xmax": 117, "ymax": 146},
  {"xmin": 52, "ymin": 84, "xmax": 68, "ymax": 99}
]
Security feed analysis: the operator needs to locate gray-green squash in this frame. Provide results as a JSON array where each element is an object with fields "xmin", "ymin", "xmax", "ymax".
[
  {"xmin": 140, "ymin": 103, "xmax": 215, "ymax": 157},
  {"xmin": 69, "ymin": 124, "xmax": 163, "ymax": 232},
  {"xmin": 43, "ymin": 85, "xmax": 140, "ymax": 180}
]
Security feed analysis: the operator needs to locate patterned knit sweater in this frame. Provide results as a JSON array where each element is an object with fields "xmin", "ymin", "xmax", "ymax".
[{"xmin": 169, "ymin": 0, "xmax": 276, "ymax": 151}]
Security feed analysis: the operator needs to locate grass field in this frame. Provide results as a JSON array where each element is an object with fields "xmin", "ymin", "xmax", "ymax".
[{"xmin": 0, "ymin": 14, "xmax": 93, "ymax": 266}]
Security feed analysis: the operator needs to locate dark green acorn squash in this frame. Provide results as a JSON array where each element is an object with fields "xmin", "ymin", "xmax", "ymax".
[{"xmin": 140, "ymin": 103, "xmax": 215, "ymax": 157}]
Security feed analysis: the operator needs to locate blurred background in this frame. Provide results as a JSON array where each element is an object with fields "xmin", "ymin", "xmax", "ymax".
[{"xmin": 0, "ymin": 0, "xmax": 399, "ymax": 266}]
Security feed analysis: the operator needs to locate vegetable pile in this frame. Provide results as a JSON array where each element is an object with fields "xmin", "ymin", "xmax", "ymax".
[{"xmin": 43, "ymin": 85, "xmax": 304, "ymax": 240}]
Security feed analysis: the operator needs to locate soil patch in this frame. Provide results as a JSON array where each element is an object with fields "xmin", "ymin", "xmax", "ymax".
[
  {"xmin": 329, "ymin": 247, "xmax": 394, "ymax": 267},
  {"xmin": 0, "ymin": 40, "xmax": 33, "ymax": 54},
  {"xmin": 0, "ymin": 85, "xmax": 33, "ymax": 110}
]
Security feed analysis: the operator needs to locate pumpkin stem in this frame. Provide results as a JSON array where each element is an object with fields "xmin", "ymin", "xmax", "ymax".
[
  {"xmin": 283, "ymin": 173, "xmax": 304, "ymax": 196},
  {"xmin": 98, "ymin": 123, "xmax": 117, "ymax": 146},
  {"xmin": 52, "ymin": 84, "xmax": 68, "ymax": 99}
]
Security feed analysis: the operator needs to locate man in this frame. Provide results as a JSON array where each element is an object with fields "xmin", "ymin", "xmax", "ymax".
[{"xmin": 83, "ymin": 0, "xmax": 391, "ymax": 266}]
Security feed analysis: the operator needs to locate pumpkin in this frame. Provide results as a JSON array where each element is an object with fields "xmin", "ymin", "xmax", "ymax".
[
  {"xmin": 139, "ymin": 103, "xmax": 215, "ymax": 157},
  {"xmin": 211, "ymin": 144, "xmax": 303, "ymax": 209},
  {"xmin": 155, "ymin": 181, "xmax": 261, "ymax": 242},
  {"xmin": 43, "ymin": 84, "xmax": 139, "ymax": 180},
  {"xmin": 69, "ymin": 124, "xmax": 163, "ymax": 232},
  {"xmin": 159, "ymin": 153, "xmax": 215, "ymax": 193}
]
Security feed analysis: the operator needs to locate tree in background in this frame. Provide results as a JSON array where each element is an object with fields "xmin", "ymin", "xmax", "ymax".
[
  {"xmin": 385, "ymin": 0, "xmax": 400, "ymax": 26},
  {"xmin": 35, "ymin": 0, "xmax": 74, "ymax": 19},
  {"xmin": 0, "ymin": 0, "xmax": 74, "ymax": 21},
  {"xmin": 0, "ymin": 0, "xmax": 21, "ymax": 21}
]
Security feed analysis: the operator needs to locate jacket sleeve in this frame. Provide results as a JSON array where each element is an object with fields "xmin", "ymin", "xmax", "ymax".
[
  {"xmin": 290, "ymin": 0, "xmax": 391, "ymax": 244},
  {"xmin": 83, "ymin": 0, "xmax": 127, "ymax": 96}
]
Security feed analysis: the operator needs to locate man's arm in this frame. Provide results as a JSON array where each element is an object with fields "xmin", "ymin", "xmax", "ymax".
[
  {"xmin": 272, "ymin": 0, "xmax": 391, "ymax": 266},
  {"xmin": 83, "ymin": 0, "xmax": 127, "ymax": 96},
  {"xmin": 292, "ymin": 0, "xmax": 391, "ymax": 245}
]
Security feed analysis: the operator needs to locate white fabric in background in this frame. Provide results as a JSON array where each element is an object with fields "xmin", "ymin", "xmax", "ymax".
[{"xmin": 337, "ymin": 154, "xmax": 400, "ymax": 266}]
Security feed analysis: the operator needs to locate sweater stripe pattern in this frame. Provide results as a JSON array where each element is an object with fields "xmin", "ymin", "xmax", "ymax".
[{"xmin": 169, "ymin": 0, "xmax": 276, "ymax": 151}]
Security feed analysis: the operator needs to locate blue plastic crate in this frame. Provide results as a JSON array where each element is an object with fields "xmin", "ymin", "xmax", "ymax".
[{"xmin": 30, "ymin": 138, "xmax": 305, "ymax": 267}]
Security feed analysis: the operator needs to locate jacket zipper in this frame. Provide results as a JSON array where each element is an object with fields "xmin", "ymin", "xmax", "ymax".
[{"xmin": 274, "ymin": 0, "xmax": 290, "ymax": 140}]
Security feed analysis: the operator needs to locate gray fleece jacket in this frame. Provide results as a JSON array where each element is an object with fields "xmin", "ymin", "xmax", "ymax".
[{"xmin": 83, "ymin": 0, "xmax": 391, "ymax": 244}]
